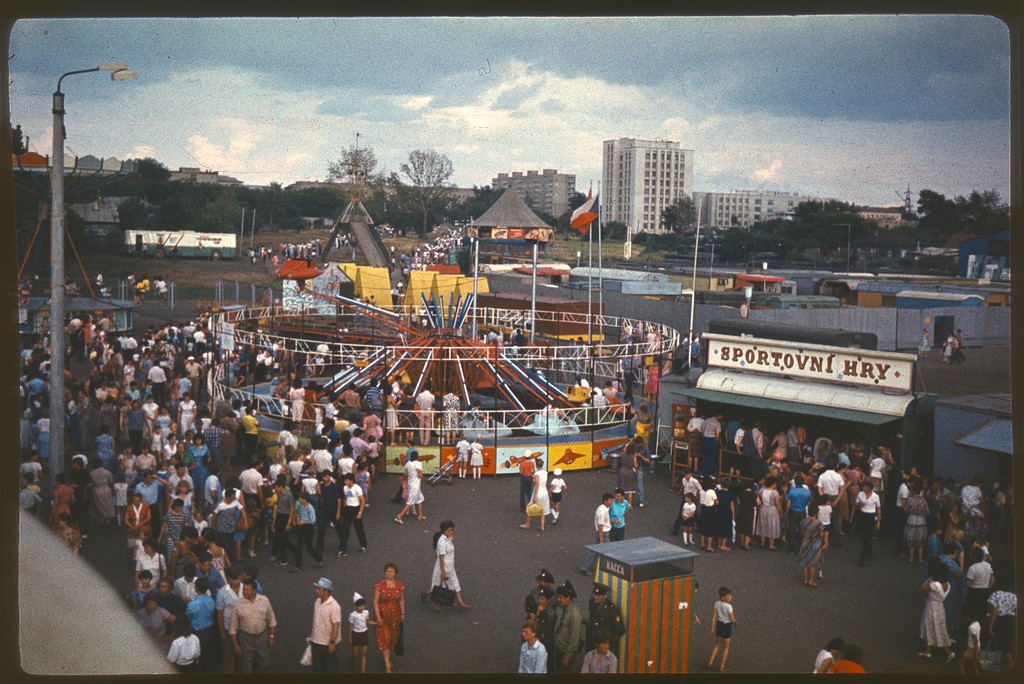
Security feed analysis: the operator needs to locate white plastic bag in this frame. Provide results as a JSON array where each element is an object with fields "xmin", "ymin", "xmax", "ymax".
[{"xmin": 300, "ymin": 641, "xmax": 312, "ymax": 667}]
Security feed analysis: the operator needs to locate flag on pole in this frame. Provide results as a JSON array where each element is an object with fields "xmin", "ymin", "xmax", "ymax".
[{"xmin": 570, "ymin": 189, "xmax": 599, "ymax": 236}]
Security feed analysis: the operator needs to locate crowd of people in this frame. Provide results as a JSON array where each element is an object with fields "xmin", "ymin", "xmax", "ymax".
[{"xmin": 16, "ymin": 273, "xmax": 1015, "ymax": 674}]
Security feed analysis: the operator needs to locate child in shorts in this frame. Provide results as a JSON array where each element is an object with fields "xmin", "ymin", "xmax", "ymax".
[
  {"xmin": 548, "ymin": 468, "xmax": 567, "ymax": 524},
  {"xmin": 960, "ymin": 619, "xmax": 981, "ymax": 674},
  {"xmin": 707, "ymin": 586, "xmax": 737, "ymax": 672},
  {"xmin": 682, "ymin": 493, "xmax": 697, "ymax": 546},
  {"xmin": 348, "ymin": 596, "xmax": 377, "ymax": 672}
]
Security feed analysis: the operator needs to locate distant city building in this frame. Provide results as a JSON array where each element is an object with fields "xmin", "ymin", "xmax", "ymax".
[
  {"xmin": 491, "ymin": 169, "xmax": 576, "ymax": 217},
  {"xmin": 67, "ymin": 196, "xmax": 129, "ymax": 238},
  {"xmin": 856, "ymin": 206, "xmax": 913, "ymax": 230},
  {"xmin": 169, "ymin": 167, "xmax": 243, "ymax": 186},
  {"xmin": 695, "ymin": 190, "xmax": 837, "ymax": 229},
  {"xmin": 602, "ymin": 138, "xmax": 694, "ymax": 234}
]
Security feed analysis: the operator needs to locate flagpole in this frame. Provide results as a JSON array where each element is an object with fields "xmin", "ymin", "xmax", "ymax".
[
  {"xmin": 687, "ymin": 211, "xmax": 702, "ymax": 347},
  {"xmin": 587, "ymin": 208, "xmax": 593, "ymax": 347},
  {"xmin": 530, "ymin": 240, "xmax": 538, "ymax": 345},
  {"xmin": 597, "ymin": 181, "xmax": 603, "ymax": 355}
]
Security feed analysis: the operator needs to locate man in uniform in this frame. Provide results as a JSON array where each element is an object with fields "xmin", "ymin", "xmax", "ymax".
[
  {"xmin": 553, "ymin": 582, "xmax": 583, "ymax": 673},
  {"xmin": 534, "ymin": 587, "xmax": 557, "ymax": 673},
  {"xmin": 586, "ymin": 583, "xmax": 626, "ymax": 659},
  {"xmin": 525, "ymin": 568, "xmax": 555, "ymax": 621}
]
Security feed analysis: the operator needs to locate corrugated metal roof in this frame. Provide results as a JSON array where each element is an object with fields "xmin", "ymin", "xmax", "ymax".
[
  {"xmin": 583, "ymin": 537, "xmax": 698, "ymax": 566},
  {"xmin": 570, "ymin": 267, "xmax": 668, "ymax": 282},
  {"xmin": 956, "ymin": 419, "xmax": 1013, "ymax": 455}
]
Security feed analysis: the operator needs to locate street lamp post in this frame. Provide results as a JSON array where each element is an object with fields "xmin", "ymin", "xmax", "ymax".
[
  {"xmin": 49, "ymin": 62, "xmax": 135, "ymax": 493},
  {"xmin": 835, "ymin": 223, "xmax": 852, "ymax": 273}
]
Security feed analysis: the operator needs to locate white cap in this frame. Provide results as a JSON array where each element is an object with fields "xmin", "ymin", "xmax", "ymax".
[
  {"xmin": 353, "ymin": 591, "xmax": 363, "ymax": 603},
  {"xmin": 553, "ymin": 468, "xmax": 562, "ymax": 476}
]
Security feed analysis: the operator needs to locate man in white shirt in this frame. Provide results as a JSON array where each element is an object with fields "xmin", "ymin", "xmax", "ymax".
[
  {"xmin": 147, "ymin": 363, "xmax": 168, "ymax": 405},
  {"xmin": 238, "ymin": 465, "xmax": 263, "ymax": 501},
  {"xmin": 216, "ymin": 567, "xmax": 245, "ymax": 673},
  {"xmin": 308, "ymin": 577, "xmax": 341, "ymax": 672},
  {"xmin": 415, "ymin": 386, "xmax": 435, "ymax": 445},
  {"xmin": 310, "ymin": 437, "xmax": 334, "ymax": 474},
  {"xmin": 579, "ymin": 493, "xmax": 613, "ymax": 575}
]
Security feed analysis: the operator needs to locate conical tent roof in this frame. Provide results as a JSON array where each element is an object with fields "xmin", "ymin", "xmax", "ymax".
[{"xmin": 472, "ymin": 186, "xmax": 552, "ymax": 229}]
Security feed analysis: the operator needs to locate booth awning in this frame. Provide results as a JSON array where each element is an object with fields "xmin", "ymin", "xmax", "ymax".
[
  {"xmin": 672, "ymin": 369, "xmax": 917, "ymax": 426},
  {"xmin": 955, "ymin": 419, "xmax": 1013, "ymax": 455}
]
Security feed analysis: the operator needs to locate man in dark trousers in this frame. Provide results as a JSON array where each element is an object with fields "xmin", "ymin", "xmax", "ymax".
[
  {"xmin": 586, "ymin": 583, "xmax": 626, "ymax": 659},
  {"xmin": 525, "ymin": 568, "xmax": 556, "ymax": 621},
  {"xmin": 534, "ymin": 587, "xmax": 558, "ymax": 674}
]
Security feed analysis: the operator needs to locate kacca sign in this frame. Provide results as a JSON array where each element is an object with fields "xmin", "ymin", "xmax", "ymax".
[{"xmin": 704, "ymin": 333, "xmax": 916, "ymax": 392}]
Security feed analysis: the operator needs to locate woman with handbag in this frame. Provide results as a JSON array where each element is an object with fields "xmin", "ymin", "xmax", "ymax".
[
  {"xmin": 520, "ymin": 457, "xmax": 550, "ymax": 531},
  {"xmin": 373, "ymin": 562, "xmax": 405, "ymax": 673},
  {"xmin": 424, "ymin": 520, "xmax": 471, "ymax": 611}
]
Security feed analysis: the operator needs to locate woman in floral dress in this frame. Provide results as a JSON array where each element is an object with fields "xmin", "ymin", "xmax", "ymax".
[
  {"xmin": 903, "ymin": 480, "xmax": 930, "ymax": 563},
  {"xmin": 919, "ymin": 561, "xmax": 955, "ymax": 663},
  {"xmin": 798, "ymin": 503, "xmax": 825, "ymax": 587},
  {"xmin": 440, "ymin": 392, "xmax": 461, "ymax": 446},
  {"xmin": 373, "ymin": 562, "xmax": 406, "ymax": 673}
]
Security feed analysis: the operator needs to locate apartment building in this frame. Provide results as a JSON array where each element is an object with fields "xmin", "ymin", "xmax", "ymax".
[
  {"xmin": 695, "ymin": 190, "xmax": 836, "ymax": 229},
  {"xmin": 491, "ymin": 168, "xmax": 576, "ymax": 217},
  {"xmin": 601, "ymin": 138, "xmax": 694, "ymax": 233}
]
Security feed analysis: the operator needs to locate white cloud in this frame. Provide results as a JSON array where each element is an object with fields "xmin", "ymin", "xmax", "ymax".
[
  {"xmin": 751, "ymin": 160, "xmax": 783, "ymax": 184},
  {"xmin": 401, "ymin": 96, "xmax": 433, "ymax": 111}
]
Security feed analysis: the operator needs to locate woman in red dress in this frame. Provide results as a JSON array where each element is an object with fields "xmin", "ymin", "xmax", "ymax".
[
  {"xmin": 49, "ymin": 472, "xmax": 75, "ymax": 530},
  {"xmin": 373, "ymin": 562, "xmax": 406, "ymax": 673}
]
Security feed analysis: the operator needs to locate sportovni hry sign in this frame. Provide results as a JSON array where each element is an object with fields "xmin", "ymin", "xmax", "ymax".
[{"xmin": 704, "ymin": 333, "xmax": 916, "ymax": 393}]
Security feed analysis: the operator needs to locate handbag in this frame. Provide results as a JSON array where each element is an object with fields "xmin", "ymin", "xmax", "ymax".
[
  {"xmin": 979, "ymin": 640, "xmax": 1001, "ymax": 672},
  {"xmin": 394, "ymin": 624, "xmax": 405, "ymax": 656},
  {"xmin": 299, "ymin": 641, "xmax": 312, "ymax": 667},
  {"xmin": 431, "ymin": 581, "xmax": 456, "ymax": 606},
  {"xmin": 236, "ymin": 507, "xmax": 249, "ymax": 531},
  {"xmin": 526, "ymin": 501, "xmax": 544, "ymax": 517}
]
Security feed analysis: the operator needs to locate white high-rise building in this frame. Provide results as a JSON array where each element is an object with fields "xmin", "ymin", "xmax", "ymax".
[{"xmin": 601, "ymin": 138, "xmax": 694, "ymax": 234}]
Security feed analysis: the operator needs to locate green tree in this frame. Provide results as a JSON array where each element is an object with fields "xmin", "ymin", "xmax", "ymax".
[
  {"xmin": 955, "ymin": 190, "xmax": 1008, "ymax": 236},
  {"xmin": 11, "ymin": 124, "xmax": 27, "ymax": 155},
  {"xmin": 660, "ymin": 197, "xmax": 695, "ymax": 234},
  {"xmin": 916, "ymin": 189, "xmax": 960, "ymax": 236},
  {"xmin": 327, "ymin": 144, "xmax": 380, "ymax": 186},
  {"xmin": 400, "ymin": 149, "xmax": 454, "ymax": 237},
  {"xmin": 117, "ymin": 198, "xmax": 150, "ymax": 230}
]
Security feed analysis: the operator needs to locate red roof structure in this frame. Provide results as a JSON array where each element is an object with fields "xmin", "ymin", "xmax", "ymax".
[{"xmin": 275, "ymin": 259, "xmax": 323, "ymax": 281}]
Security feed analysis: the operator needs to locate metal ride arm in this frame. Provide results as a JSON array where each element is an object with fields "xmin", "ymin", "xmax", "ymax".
[{"xmin": 297, "ymin": 282, "xmax": 417, "ymax": 336}]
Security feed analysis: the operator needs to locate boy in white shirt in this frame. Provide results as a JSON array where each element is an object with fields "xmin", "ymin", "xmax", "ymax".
[
  {"xmin": 548, "ymin": 468, "xmax": 567, "ymax": 524},
  {"xmin": 348, "ymin": 595, "xmax": 376, "ymax": 673},
  {"xmin": 455, "ymin": 435, "xmax": 471, "ymax": 479}
]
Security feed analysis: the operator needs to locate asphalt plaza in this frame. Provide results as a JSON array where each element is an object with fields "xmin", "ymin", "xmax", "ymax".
[{"xmin": 82, "ymin": 461, "xmax": 947, "ymax": 673}]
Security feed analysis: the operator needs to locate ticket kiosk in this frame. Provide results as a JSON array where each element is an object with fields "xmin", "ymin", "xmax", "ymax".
[{"xmin": 583, "ymin": 537, "xmax": 698, "ymax": 673}]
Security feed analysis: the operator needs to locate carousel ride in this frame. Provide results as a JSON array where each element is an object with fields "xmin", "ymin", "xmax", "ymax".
[{"xmin": 208, "ymin": 253, "xmax": 680, "ymax": 476}]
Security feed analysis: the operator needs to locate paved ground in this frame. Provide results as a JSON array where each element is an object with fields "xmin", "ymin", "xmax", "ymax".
[
  {"xmin": 64, "ymin": 297, "xmax": 1013, "ymax": 674},
  {"xmin": 80, "ymin": 458, "xmax": 1013, "ymax": 674}
]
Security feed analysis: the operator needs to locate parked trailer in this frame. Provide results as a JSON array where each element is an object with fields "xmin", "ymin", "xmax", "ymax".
[{"xmin": 124, "ymin": 230, "xmax": 238, "ymax": 259}]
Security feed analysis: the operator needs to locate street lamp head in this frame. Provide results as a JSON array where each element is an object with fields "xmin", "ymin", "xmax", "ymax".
[{"xmin": 97, "ymin": 62, "xmax": 128, "ymax": 71}]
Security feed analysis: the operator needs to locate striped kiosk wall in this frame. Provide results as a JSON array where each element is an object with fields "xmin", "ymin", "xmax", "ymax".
[{"xmin": 587, "ymin": 537, "xmax": 698, "ymax": 673}]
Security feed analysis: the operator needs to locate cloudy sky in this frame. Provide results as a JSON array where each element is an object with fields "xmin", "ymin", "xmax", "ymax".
[{"xmin": 7, "ymin": 15, "xmax": 1011, "ymax": 207}]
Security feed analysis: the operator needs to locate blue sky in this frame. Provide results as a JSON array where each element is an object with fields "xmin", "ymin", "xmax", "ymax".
[{"xmin": 7, "ymin": 15, "xmax": 1011, "ymax": 207}]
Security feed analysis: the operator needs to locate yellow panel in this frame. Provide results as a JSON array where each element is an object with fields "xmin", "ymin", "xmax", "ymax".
[
  {"xmin": 355, "ymin": 266, "xmax": 394, "ymax": 311},
  {"xmin": 403, "ymin": 270, "xmax": 438, "ymax": 309}
]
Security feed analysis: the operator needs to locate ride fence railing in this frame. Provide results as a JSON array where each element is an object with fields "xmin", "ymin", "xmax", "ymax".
[
  {"xmin": 208, "ymin": 364, "xmax": 630, "ymax": 437},
  {"xmin": 210, "ymin": 306, "xmax": 678, "ymax": 365}
]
